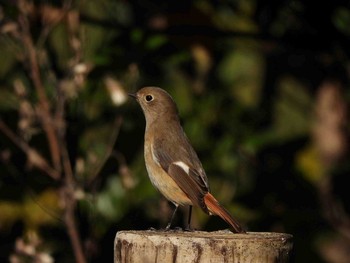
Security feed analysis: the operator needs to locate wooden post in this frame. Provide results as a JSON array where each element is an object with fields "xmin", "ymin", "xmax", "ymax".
[{"xmin": 115, "ymin": 230, "xmax": 293, "ymax": 263}]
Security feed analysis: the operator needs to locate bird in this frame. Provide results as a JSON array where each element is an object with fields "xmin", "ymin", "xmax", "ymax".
[{"xmin": 129, "ymin": 87, "xmax": 245, "ymax": 233}]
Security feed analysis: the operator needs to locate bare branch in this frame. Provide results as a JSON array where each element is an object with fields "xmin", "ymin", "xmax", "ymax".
[
  {"xmin": 87, "ymin": 116, "xmax": 123, "ymax": 188},
  {"xmin": 61, "ymin": 187, "xmax": 87, "ymax": 263},
  {"xmin": 18, "ymin": 5, "xmax": 62, "ymax": 173},
  {"xmin": 112, "ymin": 150, "xmax": 137, "ymax": 190},
  {"xmin": 313, "ymin": 80, "xmax": 350, "ymax": 241},
  {"xmin": 14, "ymin": 2, "xmax": 87, "ymax": 262},
  {"xmin": 319, "ymin": 177, "xmax": 350, "ymax": 241},
  {"xmin": 0, "ymin": 119, "xmax": 59, "ymax": 180},
  {"xmin": 37, "ymin": 0, "xmax": 73, "ymax": 48}
]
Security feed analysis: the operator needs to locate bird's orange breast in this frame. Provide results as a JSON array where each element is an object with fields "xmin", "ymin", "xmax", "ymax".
[{"xmin": 144, "ymin": 140, "xmax": 192, "ymax": 206}]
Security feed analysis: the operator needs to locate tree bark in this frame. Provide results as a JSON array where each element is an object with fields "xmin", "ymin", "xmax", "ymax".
[{"xmin": 115, "ymin": 230, "xmax": 293, "ymax": 263}]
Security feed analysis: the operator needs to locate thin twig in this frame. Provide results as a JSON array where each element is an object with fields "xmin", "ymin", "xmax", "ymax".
[
  {"xmin": 16, "ymin": 2, "xmax": 87, "ymax": 262},
  {"xmin": 0, "ymin": 119, "xmax": 59, "ymax": 180},
  {"xmin": 58, "ymin": 106, "xmax": 87, "ymax": 263},
  {"xmin": 62, "ymin": 186, "xmax": 87, "ymax": 263},
  {"xmin": 87, "ymin": 116, "xmax": 123, "ymax": 188},
  {"xmin": 319, "ymin": 177, "xmax": 350, "ymax": 241},
  {"xmin": 18, "ymin": 11, "xmax": 62, "ymax": 173},
  {"xmin": 112, "ymin": 150, "xmax": 136, "ymax": 190},
  {"xmin": 37, "ymin": 0, "xmax": 73, "ymax": 48}
]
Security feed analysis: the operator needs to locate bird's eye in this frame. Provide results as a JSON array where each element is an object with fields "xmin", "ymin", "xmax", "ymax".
[{"xmin": 145, "ymin": 95, "xmax": 153, "ymax": 102}]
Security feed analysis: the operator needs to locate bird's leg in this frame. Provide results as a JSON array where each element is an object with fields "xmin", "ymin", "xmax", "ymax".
[
  {"xmin": 165, "ymin": 204, "xmax": 179, "ymax": 230},
  {"xmin": 185, "ymin": 205, "xmax": 193, "ymax": 231}
]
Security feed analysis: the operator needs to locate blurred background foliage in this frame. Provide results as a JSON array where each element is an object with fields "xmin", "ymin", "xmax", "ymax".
[{"xmin": 0, "ymin": 0, "xmax": 350, "ymax": 262}]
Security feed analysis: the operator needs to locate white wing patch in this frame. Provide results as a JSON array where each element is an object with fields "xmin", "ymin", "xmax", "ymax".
[{"xmin": 173, "ymin": 161, "xmax": 190, "ymax": 175}]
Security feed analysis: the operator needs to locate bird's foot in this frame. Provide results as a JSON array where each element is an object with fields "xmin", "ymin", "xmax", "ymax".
[
  {"xmin": 184, "ymin": 226, "xmax": 195, "ymax": 232},
  {"xmin": 163, "ymin": 225, "xmax": 183, "ymax": 232},
  {"xmin": 165, "ymin": 223, "xmax": 172, "ymax": 231}
]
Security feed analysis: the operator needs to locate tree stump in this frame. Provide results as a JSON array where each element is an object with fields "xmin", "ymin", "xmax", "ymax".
[{"xmin": 115, "ymin": 230, "xmax": 293, "ymax": 263}]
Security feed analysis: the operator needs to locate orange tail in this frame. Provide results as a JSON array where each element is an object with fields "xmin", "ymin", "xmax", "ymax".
[{"xmin": 204, "ymin": 193, "xmax": 245, "ymax": 233}]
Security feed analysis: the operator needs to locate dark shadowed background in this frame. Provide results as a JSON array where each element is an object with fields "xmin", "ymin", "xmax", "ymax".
[{"xmin": 0, "ymin": 0, "xmax": 350, "ymax": 262}]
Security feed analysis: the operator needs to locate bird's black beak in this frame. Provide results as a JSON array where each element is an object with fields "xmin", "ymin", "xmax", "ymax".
[{"xmin": 128, "ymin": 93, "xmax": 137, "ymax": 99}]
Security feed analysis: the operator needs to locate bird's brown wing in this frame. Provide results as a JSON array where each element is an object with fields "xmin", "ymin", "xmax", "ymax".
[{"xmin": 152, "ymin": 137, "xmax": 210, "ymax": 212}]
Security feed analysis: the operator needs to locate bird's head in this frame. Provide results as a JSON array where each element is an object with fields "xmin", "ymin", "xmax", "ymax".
[{"xmin": 129, "ymin": 87, "xmax": 179, "ymax": 124}]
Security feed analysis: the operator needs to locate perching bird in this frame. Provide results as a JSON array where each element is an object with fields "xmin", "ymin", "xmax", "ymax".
[{"xmin": 129, "ymin": 87, "xmax": 245, "ymax": 233}]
